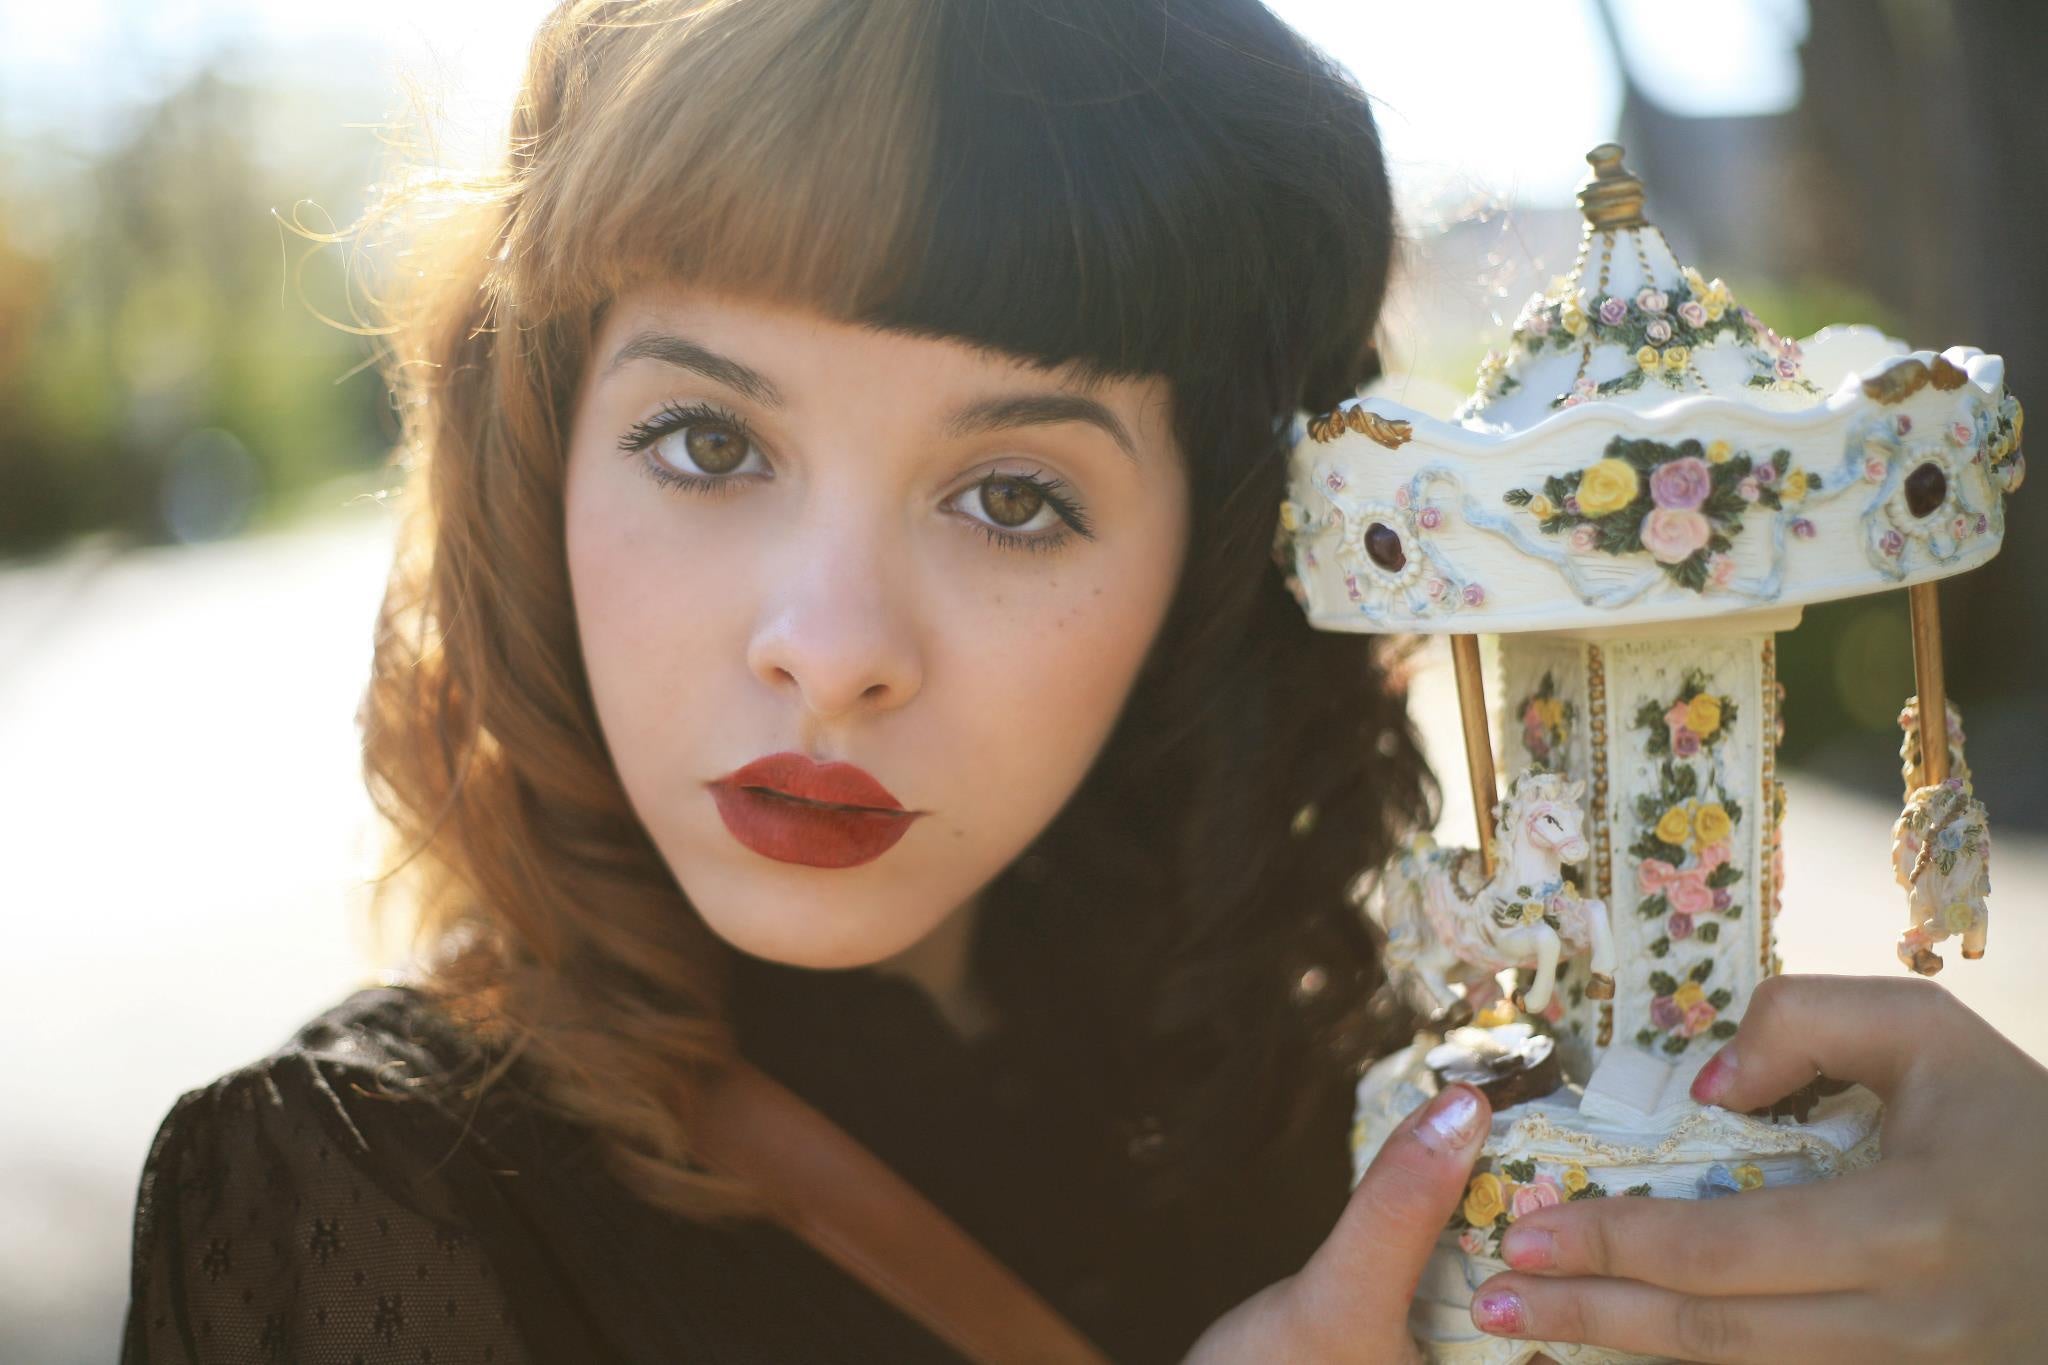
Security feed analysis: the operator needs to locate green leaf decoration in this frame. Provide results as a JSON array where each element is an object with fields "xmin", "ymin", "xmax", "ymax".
[
  {"xmin": 1689, "ymin": 959, "xmax": 1715, "ymax": 983},
  {"xmin": 1710, "ymin": 1020, "xmax": 1739, "ymax": 1039},
  {"xmin": 1649, "ymin": 971, "xmax": 1680, "ymax": 996},
  {"xmin": 1696, "ymin": 922, "xmax": 1721, "ymax": 943},
  {"xmin": 1708, "ymin": 988, "xmax": 1733, "ymax": 1009}
]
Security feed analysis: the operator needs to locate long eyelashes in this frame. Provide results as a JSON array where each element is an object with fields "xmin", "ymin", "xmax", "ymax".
[{"xmin": 616, "ymin": 400, "xmax": 1097, "ymax": 553}]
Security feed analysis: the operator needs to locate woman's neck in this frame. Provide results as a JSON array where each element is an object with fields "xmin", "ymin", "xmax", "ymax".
[{"xmin": 872, "ymin": 894, "xmax": 995, "ymax": 1044}]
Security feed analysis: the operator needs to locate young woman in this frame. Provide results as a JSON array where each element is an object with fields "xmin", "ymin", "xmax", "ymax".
[{"xmin": 120, "ymin": 2, "xmax": 2048, "ymax": 1362}]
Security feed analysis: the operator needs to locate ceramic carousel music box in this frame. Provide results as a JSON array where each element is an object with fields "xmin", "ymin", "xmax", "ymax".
[{"xmin": 1275, "ymin": 145, "xmax": 2023, "ymax": 1364}]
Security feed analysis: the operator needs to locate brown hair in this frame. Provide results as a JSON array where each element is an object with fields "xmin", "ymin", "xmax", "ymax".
[{"xmin": 358, "ymin": 0, "xmax": 1430, "ymax": 1222}]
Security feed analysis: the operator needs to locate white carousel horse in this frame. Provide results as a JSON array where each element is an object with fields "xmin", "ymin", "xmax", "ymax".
[
  {"xmin": 1892, "ymin": 699, "xmax": 1992, "ymax": 975},
  {"xmin": 1377, "ymin": 770, "xmax": 1617, "ymax": 1019}
]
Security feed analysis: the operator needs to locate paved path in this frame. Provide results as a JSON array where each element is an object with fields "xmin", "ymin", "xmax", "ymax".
[{"xmin": 4, "ymin": 507, "xmax": 2040, "ymax": 1362}]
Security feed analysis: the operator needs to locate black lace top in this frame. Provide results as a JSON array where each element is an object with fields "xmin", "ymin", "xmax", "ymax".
[{"xmin": 119, "ymin": 957, "xmax": 1356, "ymax": 1364}]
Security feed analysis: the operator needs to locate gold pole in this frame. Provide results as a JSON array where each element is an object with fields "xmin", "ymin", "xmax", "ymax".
[
  {"xmin": 1907, "ymin": 583, "xmax": 1949, "ymax": 789},
  {"xmin": 1450, "ymin": 634, "xmax": 1500, "ymax": 876}
]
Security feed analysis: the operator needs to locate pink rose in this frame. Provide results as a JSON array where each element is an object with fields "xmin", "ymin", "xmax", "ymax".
[
  {"xmin": 1697, "ymin": 841, "xmax": 1732, "ymax": 871},
  {"xmin": 1641, "ymin": 507, "xmax": 1712, "ymax": 564},
  {"xmin": 1425, "ymin": 577, "xmax": 1447, "ymax": 599},
  {"xmin": 1949, "ymin": 421, "xmax": 1974, "ymax": 446},
  {"xmin": 1569, "ymin": 524, "xmax": 1598, "ymax": 553},
  {"xmin": 1418, "ymin": 505, "xmax": 1442, "ymax": 530},
  {"xmin": 1678, "ymin": 300, "xmax": 1708, "ymax": 328},
  {"xmin": 1646, "ymin": 462, "xmax": 1712, "ymax": 515},
  {"xmin": 1646, "ymin": 317, "xmax": 1673, "ymax": 344},
  {"xmin": 1651, "ymin": 994, "xmax": 1683, "ymax": 1030},
  {"xmin": 1683, "ymin": 1000, "xmax": 1719, "ymax": 1037},
  {"xmin": 1881, "ymin": 529, "xmax": 1905, "ymax": 556},
  {"xmin": 1711, "ymin": 887, "xmax": 1731, "ymax": 910},
  {"xmin": 1669, "ymin": 871, "xmax": 1715, "ymax": 917},
  {"xmin": 1395, "ymin": 485, "xmax": 1411, "ymax": 508},
  {"xmin": 1673, "ymin": 727, "xmax": 1702, "ymax": 758},
  {"xmin": 1459, "ymin": 1228, "xmax": 1489, "ymax": 1256},
  {"xmin": 1510, "ymin": 1179, "xmax": 1564, "ymax": 1219},
  {"xmin": 1463, "ymin": 583, "xmax": 1486, "ymax": 606},
  {"xmin": 1524, "ymin": 701, "xmax": 1544, "ymax": 727},
  {"xmin": 1863, "ymin": 456, "xmax": 1888, "ymax": 483},
  {"xmin": 1896, "ymin": 414, "xmax": 1913, "ymax": 435},
  {"xmin": 1325, "ymin": 471, "xmax": 1346, "ymax": 492},
  {"xmin": 1598, "ymin": 297, "xmax": 1628, "ymax": 326},
  {"xmin": 1791, "ymin": 517, "xmax": 1816, "ymax": 539},
  {"xmin": 1526, "ymin": 311, "xmax": 1552, "ymax": 337},
  {"xmin": 1669, "ymin": 911, "xmax": 1695, "ymax": 940},
  {"xmin": 1953, "ymin": 514, "xmax": 1969, "ymax": 539},
  {"xmin": 1638, "ymin": 857, "xmax": 1679, "ymax": 894},
  {"xmin": 1665, "ymin": 701, "xmax": 1690, "ymax": 731},
  {"xmin": 1775, "ymin": 355, "xmax": 1801, "ymax": 380},
  {"xmin": 1737, "ymin": 476, "xmax": 1760, "ymax": 502},
  {"xmin": 1755, "ymin": 462, "xmax": 1778, "ymax": 484},
  {"xmin": 1636, "ymin": 287, "xmax": 1669, "ymax": 314},
  {"xmin": 1709, "ymin": 553, "xmax": 1736, "ymax": 587}
]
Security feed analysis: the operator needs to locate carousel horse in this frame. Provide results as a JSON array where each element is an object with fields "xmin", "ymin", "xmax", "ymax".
[
  {"xmin": 1892, "ymin": 698, "xmax": 1992, "ymax": 975},
  {"xmin": 1377, "ymin": 769, "xmax": 1617, "ymax": 1020}
]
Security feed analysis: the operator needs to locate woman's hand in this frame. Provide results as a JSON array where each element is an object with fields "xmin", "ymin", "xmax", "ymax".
[
  {"xmin": 1467, "ymin": 973, "xmax": 2048, "ymax": 1362},
  {"xmin": 1182, "ymin": 1082, "xmax": 1492, "ymax": 1363}
]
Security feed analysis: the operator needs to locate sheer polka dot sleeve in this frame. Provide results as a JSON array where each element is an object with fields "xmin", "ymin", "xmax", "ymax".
[{"xmin": 119, "ymin": 1057, "xmax": 532, "ymax": 1365}]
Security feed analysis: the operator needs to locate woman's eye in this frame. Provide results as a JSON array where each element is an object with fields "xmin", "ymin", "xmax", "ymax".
[
  {"xmin": 948, "ymin": 472, "xmax": 1094, "ymax": 553},
  {"xmin": 616, "ymin": 403, "xmax": 1095, "ymax": 553},
  {"xmin": 618, "ymin": 401, "xmax": 766, "ymax": 492}
]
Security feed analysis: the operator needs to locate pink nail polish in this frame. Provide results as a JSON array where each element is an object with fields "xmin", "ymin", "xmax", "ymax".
[
  {"xmin": 1473, "ymin": 1288, "xmax": 1525, "ymax": 1335},
  {"xmin": 1500, "ymin": 1226, "xmax": 1555, "ymax": 1271},
  {"xmin": 1418, "ymin": 1085, "xmax": 1483, "ymax": 1152},
  {"xmin": 1691, "ymin": 1046, "xmax": 1738, "ymax": 1105}
]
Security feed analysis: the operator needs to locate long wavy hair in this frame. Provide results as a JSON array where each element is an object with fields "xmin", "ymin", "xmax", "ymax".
[{"xmin": 358, "ymin": 0, "xmax": 1436, "ymax": 1222}]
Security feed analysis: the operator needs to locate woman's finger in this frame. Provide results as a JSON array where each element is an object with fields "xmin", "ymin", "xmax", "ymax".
[
  {"xmin": 1468, "ymin": 1273, "xmax": 1900, "ymax": 1364},
  {"xmin": 1495, "ymin": 1165, "xmax": 1909, "ymax": 1296},
  {"xmin": 1687, "ymin": 973, "xmax": 1955, "ymax": 1110},
  {"xmin": 1287, "ymin": 1083, "xmax": 1490, "ymax": 1352}
]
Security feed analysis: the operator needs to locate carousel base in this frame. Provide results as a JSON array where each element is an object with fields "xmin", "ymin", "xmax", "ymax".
[{"xmin": 1349, "ymin": 1043, "xmax": 1884, "ymax": 1365}]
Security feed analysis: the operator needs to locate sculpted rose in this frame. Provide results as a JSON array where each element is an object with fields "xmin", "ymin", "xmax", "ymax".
[
  {"xmin": 1656, "ymin": 805, "xmax": 1693, "ymax": 846},
  {"xmin": 1649, "ymin": 456, "xmax": 1712, "ymax": 510},
  {"xmin": 1463, "ymin": 1171, "xmax": 1506, "ymax": 1226},
  {"xmin": 1640, "ymin": 507, "xmax": 1712, "ymax": 563},
  {"xmin": 1668, "ymin": 871, "xmax": 1714, "ymax": 917},
  {"xmin": 1575, "ymin": 458, "xmax": 1640, "ymax": 516},
  {"xmin": 1692, "ymin": 799, "xmax": 1733, "ymax": 842},
  {"xmin": 1685, "ymin": 693, "xmax": 1724, "ymax": 738},
  {"xmin": 1510, "ymin": 1179, "xmax": 1564, "ymax": 1219}
]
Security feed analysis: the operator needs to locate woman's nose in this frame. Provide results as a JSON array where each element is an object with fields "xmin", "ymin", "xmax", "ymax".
[{"xmin": 744, "ymin": 515, "xmax": 924, "ymax": 721}]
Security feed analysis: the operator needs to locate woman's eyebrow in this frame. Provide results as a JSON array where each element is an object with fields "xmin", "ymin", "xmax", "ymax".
[{"xmin": 605, "ymin": 330, "xmax": 1137, "ymax": 466}]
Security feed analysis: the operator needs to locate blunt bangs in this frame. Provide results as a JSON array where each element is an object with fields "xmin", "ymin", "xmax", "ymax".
[{"xmin": 503, "ymin": 0, "xmax": 1391, "ymax": 419}]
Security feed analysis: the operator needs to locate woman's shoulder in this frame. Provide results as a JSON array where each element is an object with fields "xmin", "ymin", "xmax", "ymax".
[{"xmin": 120, "ymin": 984, "xmax": 545, "ymax": 1364}]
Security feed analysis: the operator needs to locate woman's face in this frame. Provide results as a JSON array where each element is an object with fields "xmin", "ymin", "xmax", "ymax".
[{"xmin": 564, "ymin": 284, "xmax": 1190, "ymax": 969}]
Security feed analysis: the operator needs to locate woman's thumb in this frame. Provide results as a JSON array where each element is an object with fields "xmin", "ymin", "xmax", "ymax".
[{"xmin": 1288, "ymin": 1084, "xmax": 1490, "ymax": 1351}]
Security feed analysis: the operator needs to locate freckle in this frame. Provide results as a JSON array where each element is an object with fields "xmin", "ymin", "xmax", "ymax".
[{"xmin": 1092, "ymin": 586, "xmax": 1102, "ymax": 595}]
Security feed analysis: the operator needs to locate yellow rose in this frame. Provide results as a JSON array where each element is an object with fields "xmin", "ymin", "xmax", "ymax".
[
  {"xmin": 1561, "ymin": 301, "xmax": 1588, "ymax": 337},
  {"xmin": 1705, "ymin": 281, "xmax": 1734, "ymax": 319},
  {"xmin": 1706, "ymin": 440, "xmax": 1732, "ymax": 464},
  {"xmin": 1685, "ymin": 692, "xmax": 1723, "ymax": 737},
  {"xmin": 1734, "ymin": 1162, "xmax": 1765, "ymax": 1191},
  {"xmin": 1562, "ymin": 1163, "xmax": 1590, "ymax": 1194},
  {"xmin": 1576, "ymin": 458, "xmax": 1640, "ymax": 517},
  {"xmin": 1782, "ymin": 468, "xmax": 1809, "ymax": 501},
  {"xmin": 1681, "ymin": 265, "xmax": 1707, "ymax": 296},
  {"xmin": 1693, "ymin": 802, "xmax": 1733, "ymax": 846},
  {"xmin": 1656, "ymin": 805, "xmax": 1693, "ymax": 847},
  {"xmin": 1279, "ymin": 500, "xmax": 1300, "ymax": 532},
  {"xmin": 1663, "ymin": 344, "xmax": 1691, "ymax": 373},
  {"xmin": 1673, "ymin": 980, "xmax": 1705, "ymax": 1010},
  {"xmin": 1528, "ymin": 494, "xmax": 1555, "ymax": 519},
  {"xmin": 1540, "ymin": 697, "xmax": 1565, "ymax": 727},
  {"xmin": 1463, "ymin": 1172, "xmax": 1506, "ymax": 1226},
  {"xmin": 1637, "ymin": 345, "xmax": 1661, "ymax": 373}
]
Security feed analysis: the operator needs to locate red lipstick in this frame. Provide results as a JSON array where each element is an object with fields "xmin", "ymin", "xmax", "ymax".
[{"xmin": 706, "ymin": 751, "xmax": 923, "ymax": 869}]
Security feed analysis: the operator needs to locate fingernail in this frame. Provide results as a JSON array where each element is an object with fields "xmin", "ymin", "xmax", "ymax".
[
  {"xmin": 1500, "ymin": 1225, "xmax": 1555, "ymax": 1271},
  {"xmin": 1418, "ymin": 1085, "xmax": 1484, "ymax": 1152},
  {"xmin": 1473, "ymin": 1288, "xmax": 1525, "ymax": 1335},
  {"xmin": 1691, "ymin": 1045, "xmax": 1738, "ymax": 1105}
]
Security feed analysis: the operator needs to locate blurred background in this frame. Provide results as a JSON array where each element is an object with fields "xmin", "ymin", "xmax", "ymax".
[{"xmin": 2, "ymin": 1, "xmax": 2042, "ymax": 1360}]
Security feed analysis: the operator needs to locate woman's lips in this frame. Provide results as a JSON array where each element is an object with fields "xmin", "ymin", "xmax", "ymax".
[{"xmin": 706, "ymin": 751, "xmax": 923, "ymax": 869}]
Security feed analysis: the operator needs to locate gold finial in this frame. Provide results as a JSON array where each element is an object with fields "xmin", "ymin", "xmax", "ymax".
[{"xmin": 1577, "ymin": 143, "xmax": 1647, "ymax": 230}]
